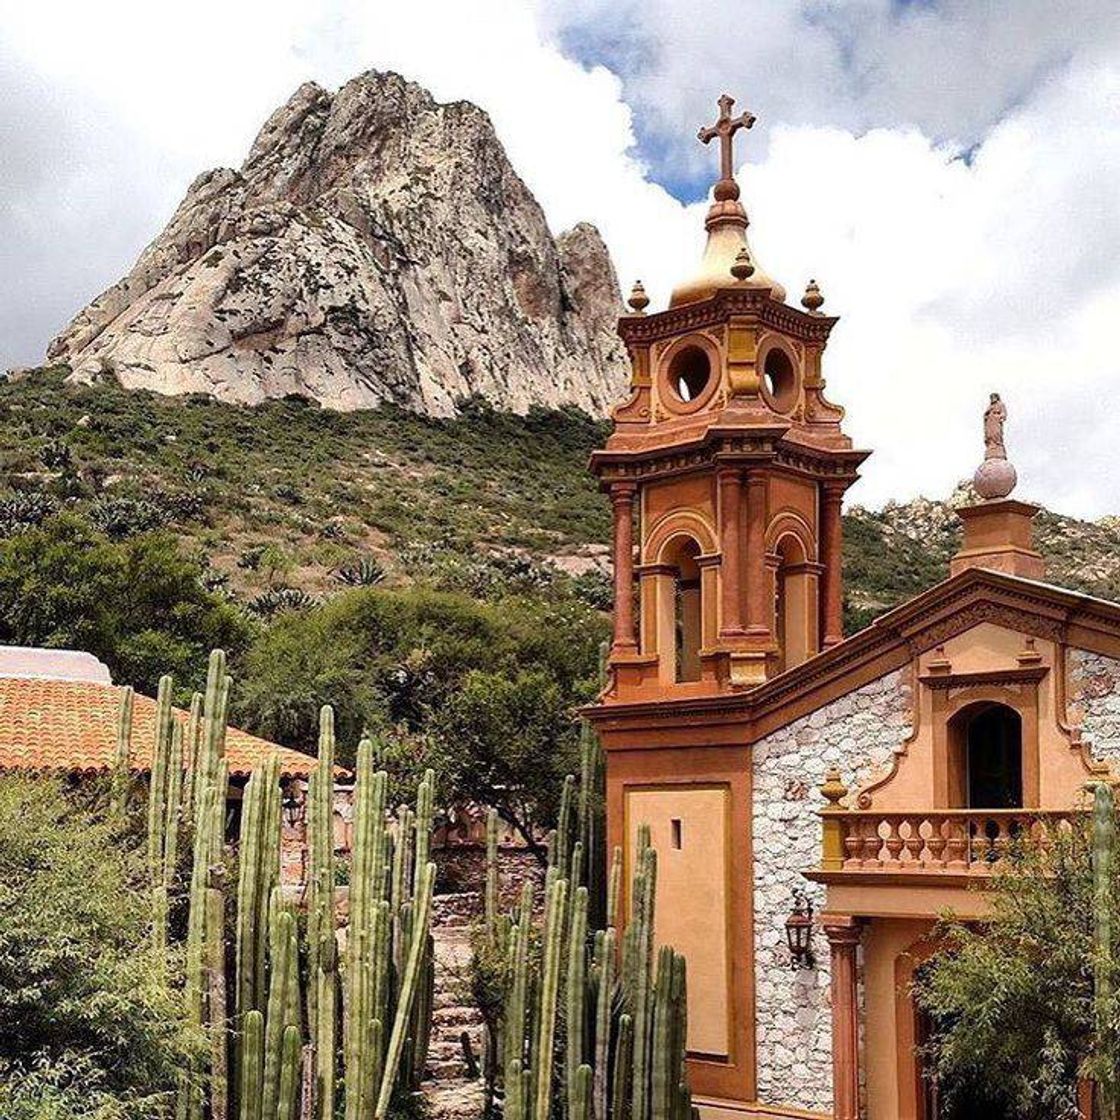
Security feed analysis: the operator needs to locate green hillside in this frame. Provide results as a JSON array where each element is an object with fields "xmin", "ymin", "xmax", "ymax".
[
  {"xmin": 3, "ymin": 365, "xmax": 1120, "ymax": 672},
  {"xmin": 0, "ymin": 367, "xmax": 612, "ymax": 608}
]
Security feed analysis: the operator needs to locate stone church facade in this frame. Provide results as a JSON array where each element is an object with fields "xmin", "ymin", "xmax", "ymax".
[{"xmin": 587, "ymin": 96, "xmax": 1118, "ymax": 1120}]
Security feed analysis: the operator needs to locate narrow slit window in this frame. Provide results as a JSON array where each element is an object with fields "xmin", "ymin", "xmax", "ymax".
[{"xmin": 671, "ymin": 818, "xmax": 683, "ymax": 850}]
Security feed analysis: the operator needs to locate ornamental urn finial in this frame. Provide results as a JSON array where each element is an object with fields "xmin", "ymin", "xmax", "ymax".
[
  {"xmin": 972, "ymin": 392, "xmax": 1017, "ymax": 500},
  {"xmin": 801, "ymin": 278, "xmax": 824, "ymax": 314},
  {"xmin": 730, "ymin": 248, "xmax": 755, "ymax": 281},
  {"xmin": 627, "ymin": 280, "xmax": 650, "ymax": 314}
]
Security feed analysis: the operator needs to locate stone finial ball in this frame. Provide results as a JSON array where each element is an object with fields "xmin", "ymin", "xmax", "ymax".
[{"xmin": 974, "ymin": 457, "xmax": 1017, "ymax": 500}]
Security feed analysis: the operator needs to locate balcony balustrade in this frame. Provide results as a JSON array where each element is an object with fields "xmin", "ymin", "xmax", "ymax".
[{"xmin": 817, "ymin": 770, "xmax": 1083, "ymax": 878}]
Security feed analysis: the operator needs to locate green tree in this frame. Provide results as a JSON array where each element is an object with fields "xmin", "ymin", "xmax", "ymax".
[
  {"xmin": 0, "ymin": 513, "xmax": 253, "ymax": 693},
  {"xmin": 431, "ymin": 668, "xmax": 573, "ymax": 855},
  {"xmin": 0, "ymin": 777, "xmax": 193, "ymax": 1118},
  {"xmin": 915, "ymin": 808, "xmax": 1115, "ymax": 1119},
  {"xmin": 233, "ymin": 585, "xmax": 607, "ymax": 833}
]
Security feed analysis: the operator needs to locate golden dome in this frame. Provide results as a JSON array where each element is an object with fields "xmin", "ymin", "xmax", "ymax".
[{"xmin": 669, "ymin": 196, "xmax": 786, "ymax": 307}]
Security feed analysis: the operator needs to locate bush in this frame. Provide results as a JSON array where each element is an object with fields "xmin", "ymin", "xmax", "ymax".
[
  {"xmin": 915, "ymin": 811, "xmax": 1104, "ymax": 1118},
  {"xmin": 0, "ymin": 777, "xmax": 194, "ymax": 1117},
  {"xmin": 0, "ymin": 513, "xmax": 254, "ymax": 694}
]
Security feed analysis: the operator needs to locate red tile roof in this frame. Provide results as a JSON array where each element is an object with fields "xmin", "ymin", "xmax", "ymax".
[{"xmin": 0, "ymin": 677, "xmax": 317, "ymax": 778}]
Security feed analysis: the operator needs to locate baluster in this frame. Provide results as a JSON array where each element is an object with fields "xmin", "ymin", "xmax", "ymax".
[
  {"xmin": 945, "ymin": 816, "xmax": 968, "ymax": 871},
  {"xmin": 862, "ymin": 817, "xmax": 884, "ymax": 867},
  {"xmin": 993, "ymin": 817, "xmax": 1011, "ymax": 864},
  {"xmin": 901, "ymin": 818, "xmax": 922, "ymax": 866},
  {"xmin": 925, "ymin": 818, "xmax": 947, "ymax": 869},
  {"xmin": 969, "ymin": 817, "xmax": 991, "ymax": 869},
  {"xmin": 883, "ymin": 818, "xmax": 904, "ymax": 868},
  {"xmin": 843, "ymin": 819, "xmax": 861, "ymax": 869}
]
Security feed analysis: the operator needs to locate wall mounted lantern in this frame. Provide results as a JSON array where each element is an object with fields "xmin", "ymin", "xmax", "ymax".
[
  {"xmin": 281, "ymin": 783, "xmax": 305, "ymax": 829},
  {"xmin": 785, "ymin": 888, "xmax": 815, "ymax": 970}
]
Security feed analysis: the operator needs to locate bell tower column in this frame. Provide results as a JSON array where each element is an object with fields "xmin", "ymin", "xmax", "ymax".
[
  {"xmin": 820, "ymin": 482, "xmax": 846, "ymax": 649},
  {"xmin": 717, "ymin": 466, "xmax": 745, "ymax": 638},
  {"xmin": 610, "ymin": 482, "xmax": 638, "ymax": 656},
  {"xmin": 744, "ymin": 473, "xmax": 770, "ymax": 637}
]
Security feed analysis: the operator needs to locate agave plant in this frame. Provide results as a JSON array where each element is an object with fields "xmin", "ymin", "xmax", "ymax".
[
  {"xmin": 247, "ymin": 587, "xmax": 317, "ymax": 619},
  {"xmin": 334, "ymin": 557, "xmax": 386, "ymax": 587}
]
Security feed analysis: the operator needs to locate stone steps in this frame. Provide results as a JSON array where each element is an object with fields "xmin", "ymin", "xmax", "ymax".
[{"xmin": 422, "ymin": 889, "xmax": 486, "ymax": 1112}]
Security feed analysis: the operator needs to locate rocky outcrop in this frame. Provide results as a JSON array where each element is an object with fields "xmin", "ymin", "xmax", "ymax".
[
  {"xmin": 845, "ymin": 483, "xmax": 1120, "ymax": 621},
  {"xmin": 48, "ymin": 72, "xmax": 628, "ymax": 417}
]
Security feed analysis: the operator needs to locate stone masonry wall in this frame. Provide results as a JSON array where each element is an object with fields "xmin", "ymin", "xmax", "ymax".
[
  {"xmin": 1069, "ymin": 649, "xmax": 1120, "ymax": 766},
  {"xmin": 752, "ymin": 669, "xmax": 912, "ymax": 1113}
]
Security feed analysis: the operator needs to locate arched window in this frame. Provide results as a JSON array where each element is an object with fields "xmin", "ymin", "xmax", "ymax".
[
  {"xmin": 663, "ymin": 536, "xmax": 702, "ymax": 683},
  {"xmin": 773, "ymin": 534, "xmax": 813, "ymax": 673},
  {"xmin": 948, "ymin": 702, "xmax": 1023, "ymax": 809}
]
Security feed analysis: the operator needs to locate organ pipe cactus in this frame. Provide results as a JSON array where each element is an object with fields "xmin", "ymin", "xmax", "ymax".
[
  {"xmin": 144, "ymin": 655, "xmax": 442, "ymax": 1120},
  {"xmin": 1094, "ymin": 781, "xmax": 1119, "ymax": 1120},
  {"xmin": 484, "ymin": 703, "xmax": 693, "ymax": 1120},
  {"xmin": 110, "ymin": 684, "xmax": 134, "ymax": 820},
  {"xmin": 307, "ymin": 706, "xmax": 338, "ymax": 1119}
]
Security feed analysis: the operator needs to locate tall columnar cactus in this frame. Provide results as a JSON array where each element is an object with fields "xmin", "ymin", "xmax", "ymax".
[
  {"xmin": 307, "ymin": 706, "xmax": 338, "ymax": 1119},
  {"xmin": 236, "ymin": 755, "xmax": 282, "ymax": 1020},
  {"xmin": 487, "ymin": 708, "xmax": 693, "ymax": 1120},
  {"xmin": 110, "ymin": 684, "xmax": 135, "ymax": 820},
  {"xmin": 152, "ymin": 655, "xmax": 442, "ymax": 1120},
  {"xmin": 344, "ymin": 751, "xmax": 438, "ymax": 1120},
  {"xmin": 1094, "ymin": 781, "xmax": 1118, "ymax": 1120},
  {"xmin": 147, "ymin": 674, "xmax": 175, "ymax": 881},
  {"xmin": 147, "ymin": 674, "xmax": 176, "ymax": 957},
  {"xmin": 181, "ymin": 691, "xmax": 203, "ymax": 827}
]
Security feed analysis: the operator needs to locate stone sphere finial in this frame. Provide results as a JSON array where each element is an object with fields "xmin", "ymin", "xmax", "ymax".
[
  {"xmin": 801, "ymin": 278, "xmax": 824, "ymax": 314},
  {"xmin": 973, "ymin": 391, "xmax": 1017, "ymax": 500},
  {"xmin": 730, "ymin": 248, "xmax": 755, "ymax": 281},
  {"xmin": 627, "ymin": 280, "xmax": 650, "ymax": 314}
]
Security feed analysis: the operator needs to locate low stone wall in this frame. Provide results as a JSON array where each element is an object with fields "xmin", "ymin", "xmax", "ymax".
[
  {"xmin": 435, "ymin": 846, "xmax": 543, "ymax": 912},
  {"xmin": 751, "ymin": 668, "xmax": 912, "ymax": 1113}
]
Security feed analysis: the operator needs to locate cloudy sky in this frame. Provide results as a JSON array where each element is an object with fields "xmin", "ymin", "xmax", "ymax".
[{"xmin": 2, "ymin": 0, "xmax": 1119, "ymax": 516}]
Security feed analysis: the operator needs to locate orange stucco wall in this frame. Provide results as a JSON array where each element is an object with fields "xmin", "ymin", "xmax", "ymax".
[
  {"xmin": 626, "ymin": 785, "xmax": 732, "ymax": 1057},
  {"xmin": 858, "ymin": 622, "xmax": 1093, "ymax": 812}
]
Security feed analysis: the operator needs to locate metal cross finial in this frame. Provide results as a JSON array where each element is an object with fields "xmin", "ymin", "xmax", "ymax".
[{"xmin": 698, "ymin": 93, "xmax": 756, "ymax": 185}]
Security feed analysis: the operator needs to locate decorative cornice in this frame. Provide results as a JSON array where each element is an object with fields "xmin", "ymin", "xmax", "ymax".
[
  {"xmin": 918, "ymin": 665, "xmax": 1050, "ymax": 690},
  {"xmin": 617, "ymin": 289, "xmax": 838, "ymax": 347},
  {"xmin": 591, "ymin": 428, "xmax": 868, "ymax": 486}
]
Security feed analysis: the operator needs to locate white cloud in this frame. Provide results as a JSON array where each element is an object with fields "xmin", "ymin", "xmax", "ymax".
[{"xmin": 1, "ymin": 0, "xmax": 1118, "ymax": 519}]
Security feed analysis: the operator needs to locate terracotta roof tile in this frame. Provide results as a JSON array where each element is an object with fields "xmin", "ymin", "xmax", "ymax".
[{"xmin": 0, "ymin": 678, "xmax": 317, "ymax": 778}]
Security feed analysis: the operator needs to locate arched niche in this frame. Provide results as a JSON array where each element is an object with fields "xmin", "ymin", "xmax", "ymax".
[
  {"xmin": 661, "ymin": 533, "xmax": 704, "ymax": 683},
  {"xmin": 639, "ymin": 512, "xmax": 718, "ymax": 686}
]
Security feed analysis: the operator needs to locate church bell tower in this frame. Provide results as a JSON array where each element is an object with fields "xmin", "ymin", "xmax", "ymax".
[{"xmin": 592, "ymin": 95, "xmax": 869, "ymax": 695}]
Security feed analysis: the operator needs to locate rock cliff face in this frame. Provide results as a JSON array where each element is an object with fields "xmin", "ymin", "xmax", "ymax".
[{"xmin": 48, "ymin": 72, "xmax": 627, "ymax": 416}]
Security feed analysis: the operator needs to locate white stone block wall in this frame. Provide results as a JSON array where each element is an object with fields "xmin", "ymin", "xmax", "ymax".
[
  {"xmin": 1070, "ymin": 649, "xmax": 1120, "ymax": 765},
  {"xmin": 752, "ymin": 669, "xmax": 912, "ymax": 1112}
]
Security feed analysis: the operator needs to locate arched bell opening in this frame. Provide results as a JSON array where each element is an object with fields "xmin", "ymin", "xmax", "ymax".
[
  {"xmin": 661, "ymin": 535, "xmax": 703, "ymax": 683},
  {"xmin": 773, "ymin": 533, "xmax": 815, "ymax": 673}
]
